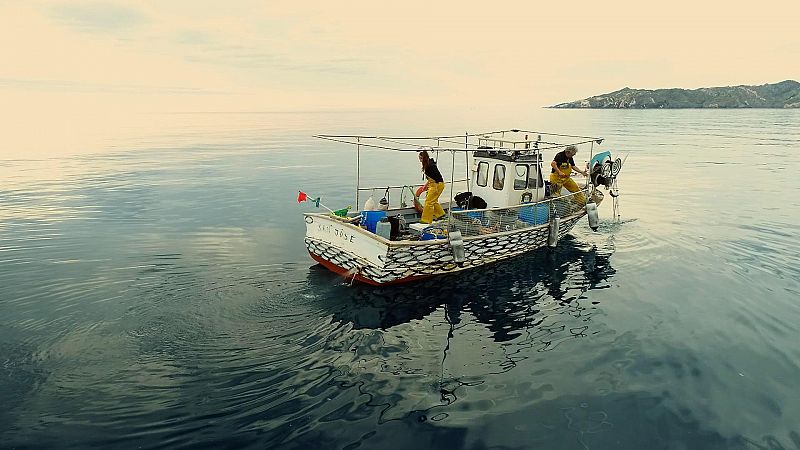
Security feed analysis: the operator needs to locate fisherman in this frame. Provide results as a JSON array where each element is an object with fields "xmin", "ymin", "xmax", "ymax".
[
  {"xmin": 417, "ymin": 151, "xmax": 446, "ymax": 223},
  {"xmin": 550, "ymin": 145, "xmax": 588, "ymax": 205}
]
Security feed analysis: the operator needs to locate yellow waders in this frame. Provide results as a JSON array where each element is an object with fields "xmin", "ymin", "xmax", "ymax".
[
  {"xmin": 420, "ymin": 178, "xmax": 445, "ymax": 223},
  {"xmin": 550, "ymin": 171, "xmax": 586, "ymax": 205}
]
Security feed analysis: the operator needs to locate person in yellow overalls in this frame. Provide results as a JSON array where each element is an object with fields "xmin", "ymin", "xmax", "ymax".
[
  {"xmin": 418, "ymin": 151, "xmax": 446, "ymax": 223},
  {"xmin": 550, "ymin": 145, "xmax": 588, "ymax": 205}
]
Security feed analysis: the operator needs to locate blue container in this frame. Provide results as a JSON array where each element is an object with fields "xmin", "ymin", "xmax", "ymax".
[
  {"xmin": 466, "ymin": 211, "xmax": 483, "ymax": 220},
  {"xmin": 420, "ymin": 226, "xmax": 447, "ymax": 241},
  {"xmin": 452, "ymin": 207, "xmax": 484, "ymax": 222},
  {"xmin": 518, "ymin": 203, "xmax": 549, "ymax": 225},
  {"xmin": 360, "ymin": 210, "xmax": 386, "ymax": 233}
]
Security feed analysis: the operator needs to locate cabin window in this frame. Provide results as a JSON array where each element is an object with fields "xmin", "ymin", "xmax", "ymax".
[
  {"xmin": 528, "ymin": 164, "xmax": 543, "ymax": 188},
  {"xmin": 476, "ymin": 162, "xmax": 489, "ymax": 187},
  {"xmin": 514, "ymin": 164, "xmax": 528, "ymax": 190},
  {"xmin": 493, "ymin": 164, "xmax": 506, "ymax": 190}
]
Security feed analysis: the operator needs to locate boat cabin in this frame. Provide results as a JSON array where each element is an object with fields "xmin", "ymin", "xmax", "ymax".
[{"xmin": 469, "ymin": 135, "xmax": 546, "ymax": 209}]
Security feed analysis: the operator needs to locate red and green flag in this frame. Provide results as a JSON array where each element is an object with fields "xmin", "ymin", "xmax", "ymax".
[
  {"xmin": 297, "ymin": 191, "xmax": 320, "ymax": 207},
  {"xmin": 297, "ymin": 190, "xmax": 351, "ymax": 217}
]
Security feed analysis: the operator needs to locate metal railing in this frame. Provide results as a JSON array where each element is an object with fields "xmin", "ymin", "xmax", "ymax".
[
  {"xmin": 357, "ymin": 179, "xmax": 470, "ymax": 210},
  {"xmin": 446, "ymin": 189, "xmax": 591, "ymax": 238}
]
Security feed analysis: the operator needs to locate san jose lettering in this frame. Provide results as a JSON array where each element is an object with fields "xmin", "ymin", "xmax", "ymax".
[{"xmin": 317, "ymin": 224, "xmax": 355, "ymax": 242}]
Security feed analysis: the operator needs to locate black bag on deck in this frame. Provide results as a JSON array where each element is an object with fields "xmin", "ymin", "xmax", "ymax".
[{"xmin": 387, "ymin": 216, "xmax": 401, "ymax": 240}]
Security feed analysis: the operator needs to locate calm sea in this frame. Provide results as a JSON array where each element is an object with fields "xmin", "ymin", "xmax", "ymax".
[{"xmin": 1, "ymin": 109, "xmax": 799, "ymax": 449}]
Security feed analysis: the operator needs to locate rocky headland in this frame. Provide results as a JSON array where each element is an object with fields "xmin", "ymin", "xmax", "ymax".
[{"xmin": 552, "ymin": 80, "xmax": 800, "ymax": 108}]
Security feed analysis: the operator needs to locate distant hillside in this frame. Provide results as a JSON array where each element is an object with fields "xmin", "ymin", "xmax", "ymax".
[{"xmin": 552, "ymin": 80, "xmax": 800, "ymax": 109}]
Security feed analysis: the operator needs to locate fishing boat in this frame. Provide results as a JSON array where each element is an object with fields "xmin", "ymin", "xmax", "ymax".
[{"xmin": 302, "ymin": 129, "xmax": 624, "ymax": 285}]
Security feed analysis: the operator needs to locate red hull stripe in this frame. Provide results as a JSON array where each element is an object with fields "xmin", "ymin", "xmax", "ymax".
[{"xmin": 308, "ymin": 252, "xmax": 432, "ymax": 286}]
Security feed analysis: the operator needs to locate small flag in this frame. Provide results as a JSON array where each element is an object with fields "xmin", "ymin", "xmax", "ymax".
[
  {"xmin": 298, "ymin": 190, "xmax": 335, "ymax": 213},
  {"xmin": 332, "ymin": 206, "xmax": 351, "ymax": 217}
]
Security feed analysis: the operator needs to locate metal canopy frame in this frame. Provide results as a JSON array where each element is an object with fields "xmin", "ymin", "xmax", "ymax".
[
  {"xmin": 313, "ymin": 129, "xmax": 604, "ymax": 153},
  {"xmin": 312, "ymin": 129, "xmax": 604, "ymax": 224}
]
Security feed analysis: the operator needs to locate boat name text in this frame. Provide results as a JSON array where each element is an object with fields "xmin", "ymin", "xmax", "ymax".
[{"xmin": 318, "ymin": 224, "xmax": 355, "ymax": 242}]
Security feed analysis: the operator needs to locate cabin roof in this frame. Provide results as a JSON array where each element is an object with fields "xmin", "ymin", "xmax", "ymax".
[{"xmin": 472, "ymin": 150, "xmax": 542, "ymax": 163}]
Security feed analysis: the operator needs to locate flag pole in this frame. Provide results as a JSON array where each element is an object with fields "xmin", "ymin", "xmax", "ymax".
[{"xmin": 298, "ymin": 191, "xmax": 336, "ymax": 214}]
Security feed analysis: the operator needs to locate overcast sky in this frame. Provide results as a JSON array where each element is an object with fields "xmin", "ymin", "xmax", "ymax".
[{"xmin": 2, "ymin": 0, "xmax": 798, "ymax": 114}]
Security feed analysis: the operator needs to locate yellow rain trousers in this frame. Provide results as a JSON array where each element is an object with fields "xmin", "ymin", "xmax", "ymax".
[
  {"xmin": 549, "ymin": 172, "xmax": 586, "ymax": 205},
  {"xmin": 420, "ymin": 178, "xmax": 445, "ymax": 223}
]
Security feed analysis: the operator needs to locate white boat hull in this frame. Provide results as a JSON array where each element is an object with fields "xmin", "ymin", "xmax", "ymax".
[{"xmin": 304, "ymin": 211, "xmax": 585, "ymax": 285}]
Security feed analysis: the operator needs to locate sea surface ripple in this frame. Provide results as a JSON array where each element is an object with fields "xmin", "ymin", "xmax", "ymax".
[{"xmin": 2, "ymin": 110, "xmax": 800, "ymax": 449}]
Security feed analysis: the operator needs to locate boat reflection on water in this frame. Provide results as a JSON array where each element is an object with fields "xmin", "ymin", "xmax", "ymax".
[
  {"xmin": 307, "ymin": 235, "xmax": 616, "ymax": 337},
  {"xmin": 296, "ymin": 236, "xmax": 621, "ymax": 443},
  {"xmin": 299, "ymin": 237, "xmax": 774, "ymax": 449}
]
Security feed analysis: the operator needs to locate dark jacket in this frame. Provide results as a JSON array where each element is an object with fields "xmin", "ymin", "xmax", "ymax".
[{"xmin": 424, "ymin": 159, "xmax": 444, "ymax": 183}]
